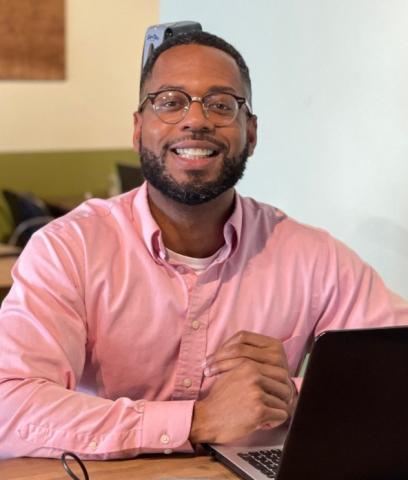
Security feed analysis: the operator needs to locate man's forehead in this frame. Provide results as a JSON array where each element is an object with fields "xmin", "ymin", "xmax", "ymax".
[{"xmin": 144, "ymin": 44, "xmax": 245, "ymax": 94}]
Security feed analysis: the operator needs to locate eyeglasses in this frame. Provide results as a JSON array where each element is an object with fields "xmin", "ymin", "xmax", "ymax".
[
  {"xmin": 61, "ymin": 452, "xmax": 89, "ymax": 479},
  {"xmin": 138, "ymin": 89, "xmax": 252, "ymax": 126}
]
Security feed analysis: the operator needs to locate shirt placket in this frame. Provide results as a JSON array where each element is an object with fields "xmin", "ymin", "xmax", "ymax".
[{"xmin": 171, "ymin": 265, "xmax": 217, "ymax": 401}]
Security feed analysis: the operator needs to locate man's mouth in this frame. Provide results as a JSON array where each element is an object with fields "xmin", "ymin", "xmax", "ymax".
[{"xmin": 171, "ymin": 147, "xmax": 219, "ymax": 160}]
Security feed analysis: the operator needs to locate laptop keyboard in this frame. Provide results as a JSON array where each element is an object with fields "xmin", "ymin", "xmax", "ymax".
[{"xmin": 238, "ymin": 448, "xmax": 282, "ymax": 479}]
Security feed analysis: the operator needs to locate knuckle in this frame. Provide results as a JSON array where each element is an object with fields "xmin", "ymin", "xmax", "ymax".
[
  {"xmin": 252, "ymin": 388, "xmax": 265, "ymax": 403},
  {"xmin": 236, "ymin": 344, "xmax": 247, "ymax": 356},
  {"xmin": 227, "ymin": 344, "xmax": 241, "ymax": 357},
  {"xmin": 236, "ymin": 330, "xmax": 249, "ymax": 342},
  {"xmin": 252, "ymin": 402, "xmax": 266, "ymax": 420},
  {"xmin": 240, "ymin": 358, "xmax": 253, "ymax": 371},
  {"xmin": 282, "ymin": 370, "xmax": 292, "ymax": 385},
  {"xmin": 271, "ymin": 351, "xmax": 288, "ymax": 367},
  {"xmin": 271, "ymin": 366, "xmax": 286, "ymax": 382},
  {"xmin": 232, "ymin": 357, "xmax": 246, "ymax": 369},
  {"xmin": 279, "ymin": 408, "xmax": 288, "ymax": 420},
  {"xmin": 247, "ymin": 382, "xmax": 263, "ymax": 400}
]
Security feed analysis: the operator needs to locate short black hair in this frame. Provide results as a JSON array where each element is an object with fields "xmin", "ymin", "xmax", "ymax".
[{"xmin": 140, "ymin": 30, "xmax": 252, "ymax": 103}]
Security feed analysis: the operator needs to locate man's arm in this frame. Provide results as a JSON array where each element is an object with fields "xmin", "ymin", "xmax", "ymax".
[
  {"xmin": 0, "ymin": 231, "xmax": 194, "ymax": 459},
  {"xmin": 190, "ymin": 331, "xmax": 295, "ymax": 444},
  {"xmin": 189, "ymin": 234, "xmax": 408, "ymax": 445}
]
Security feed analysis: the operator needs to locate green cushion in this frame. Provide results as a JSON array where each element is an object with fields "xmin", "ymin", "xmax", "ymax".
[{"xmin": 0, "ymin": 149, "xmax": 139, "ymax": 242}]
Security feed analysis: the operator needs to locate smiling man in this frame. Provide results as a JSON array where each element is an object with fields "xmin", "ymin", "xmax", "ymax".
[
  {"xmin": 135, "ymin": 43, "xmax": 254, "ymax": 210},
  {"xmin": 0, "ymin": 31, "xmax": 407, "ymax": 459}
]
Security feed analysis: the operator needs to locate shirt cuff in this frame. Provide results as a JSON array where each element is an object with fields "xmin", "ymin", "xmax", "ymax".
[{"xmin": 141, "ymin": 400, "xmax": 195, "ymax": 453}]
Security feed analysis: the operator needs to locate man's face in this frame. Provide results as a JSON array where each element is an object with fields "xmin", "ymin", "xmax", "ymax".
[{"xmin": 133, "ymin": 44, "xmax": 257, "ymax": 205}]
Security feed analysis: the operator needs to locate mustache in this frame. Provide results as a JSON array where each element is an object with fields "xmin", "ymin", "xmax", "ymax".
[{"xmin": 163, "ymin": 134, "xmax": 227, "ymax": 153}]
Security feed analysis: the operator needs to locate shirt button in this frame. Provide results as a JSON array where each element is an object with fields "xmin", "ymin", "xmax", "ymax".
[
  {"xmin": 191, "ymin": 320, "xmax": 200, "ymax": 330},
  {"xmin": 164, "ymin": 448, "xmax": 173, "ymax": 455},
  {"xmin": 160, "ymin": 434, "xmax": 170, "ymax": 444},
  {"xmin": 183, "ymin": 377, "xmax": 192, "ymax": 388},
  {"xmin": 88, "ymin": 440, "xmax": 97, "ymax": 450}
]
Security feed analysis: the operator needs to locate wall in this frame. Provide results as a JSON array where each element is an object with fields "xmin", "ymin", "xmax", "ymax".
[
  {"xmin": 0, "ymin": 1, "xmax": 158, "ymax": 240},
  {"xmin": 160, "ymin": 0, "xmax": 408, "ymax": 298},
  {"xmin": 0, "ymin": 0, "xmax": 159, "ymax": 151}
]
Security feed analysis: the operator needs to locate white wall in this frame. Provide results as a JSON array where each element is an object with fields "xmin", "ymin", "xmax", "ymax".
[
  {"xmin": 160, "ymin": 0, "xmax": 408, "ymax": 298},
  {"xmin": 0, "ymin": 0, "xmax": 158, "ymax": 151}
]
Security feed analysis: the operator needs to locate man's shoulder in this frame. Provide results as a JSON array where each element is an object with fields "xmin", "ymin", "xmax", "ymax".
[
  {"xmin": 239, "ymin": 195, "xmax": 332, "ymax": 245},
  {"xmin": 36, "ymin": 189, "xmax": 141, "ymax": 246}
]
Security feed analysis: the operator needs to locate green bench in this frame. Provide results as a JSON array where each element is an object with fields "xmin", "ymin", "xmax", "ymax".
[{"xmin": 0, "ymin": 149, "xmax": 139, "ymax": 242}]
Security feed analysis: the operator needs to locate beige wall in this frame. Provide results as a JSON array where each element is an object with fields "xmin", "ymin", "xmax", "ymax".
[{"xmin": 0, "ymin": 0, "xmax": 158, "ymax": 152}]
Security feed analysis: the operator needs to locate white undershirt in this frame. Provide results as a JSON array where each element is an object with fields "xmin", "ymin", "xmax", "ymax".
[{"xmin": 166, "ymin": 246, "xmax": 224, "ymax": 273}]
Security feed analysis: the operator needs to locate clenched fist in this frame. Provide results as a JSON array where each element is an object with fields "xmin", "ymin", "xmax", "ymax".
[{"xmin": 190, "ymin": 331, "xmax": 297, "ymax": 444}]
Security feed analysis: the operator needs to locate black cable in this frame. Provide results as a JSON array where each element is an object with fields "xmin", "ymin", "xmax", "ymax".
[{"xmin": 61, "ymin": 451, "xmax": 90, "ymax": 480}]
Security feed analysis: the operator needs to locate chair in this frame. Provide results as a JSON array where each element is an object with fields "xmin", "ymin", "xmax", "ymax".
[
  {"xmin": 116, "ymin": 164, "xmax": 144, "ymax": 193},
  {"xmin": 2, "ymin": 190, "xmax": 55, "ymax": 248}
]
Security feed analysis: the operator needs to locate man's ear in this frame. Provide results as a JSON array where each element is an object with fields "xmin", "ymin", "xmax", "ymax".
[
  {"xmin": 132, "ymin": 111, "xmax": 142, "ymax": 153},
  {"xmin": 246, "ymin": 114, "xmax": 258, "ymax": 157}
]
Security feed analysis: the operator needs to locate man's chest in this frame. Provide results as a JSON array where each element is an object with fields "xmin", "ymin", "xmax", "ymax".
[{"xmin": 81, "ymin": 264, "xmax": 314, "ymax": 400}]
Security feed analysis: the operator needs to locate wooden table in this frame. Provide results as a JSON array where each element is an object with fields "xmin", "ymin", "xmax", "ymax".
[
  {"xmin": 0, "ymin": 256, "xmax": 16, "ymax": 290},
  {"xmin": 0, "ymin": 453, "xmax": 237, "ymax": 480},
  {"xmin": 0, "ymin": 243, "xmax": 20, "ymax": 257},
  {"xmin": 0, "ymin": 244, "xmax": 20, "ymax": 292}
]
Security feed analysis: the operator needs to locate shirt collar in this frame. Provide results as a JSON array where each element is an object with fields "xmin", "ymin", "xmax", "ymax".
[
  {"xmin": 219, "ymin": 192, "xmax": 243, "ymax": 261},
  {"xmin": 132, "ymin": 182, "xmax": 164, "ymax": 260},
  {"xmin": 132, "ymin": 182, "xmax": 244, "ymax": 262}
]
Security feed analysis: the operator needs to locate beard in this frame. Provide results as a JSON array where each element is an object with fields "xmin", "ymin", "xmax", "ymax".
[{"xmin": 139, "ymin": 138, "xmax": 249, "ymax": 205}]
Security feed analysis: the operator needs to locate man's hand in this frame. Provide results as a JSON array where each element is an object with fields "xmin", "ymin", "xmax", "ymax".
[
  {"xmin": 203, "ymin": 331, "xmax": 290, "ymax": 377},
  {"xmin": 190, "ymin": 331, "xmax": 297, "ymax": 444}
]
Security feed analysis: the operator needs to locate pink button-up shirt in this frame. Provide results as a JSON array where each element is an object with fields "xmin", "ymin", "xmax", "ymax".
[{"xmin": 0, "ymin": 183, "xmax": 407, "ymax": 459}]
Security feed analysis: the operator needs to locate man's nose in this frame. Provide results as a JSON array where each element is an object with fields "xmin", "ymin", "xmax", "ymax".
[{"xmin": 179, "ymin": 100, "xmax": 215, "ymax": 132}]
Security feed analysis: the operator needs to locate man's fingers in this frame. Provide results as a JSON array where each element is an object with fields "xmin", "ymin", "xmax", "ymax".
[
  {"xmin": 204, "ymin": 358, "xmax": 293, "ymax": 406},
  {"xmin": 205, "ymin": 343, "xmax": 287, "ymax": 368},
  {"xmin": 204, "ymin": 356, "xmax": 282, "ymax": 376},
  {"xmin": 191, "ymin": 358, "xmax": 294, "ymax": 444},
  {"xmin": 218, "ymin": 330, "xmax": 280, "ymax": 349},
  {"xmin": 260, "ymin": 375, "xmax": 293, "ymax": 403},
  {"xmin": 205, "ymin": 357, "xmax": 287, "ymax": 382},
  {"xmin": 204, "ymin": 357, "xmax": 244, "ymax": 376},
  {"xmin": 261, "ymin": 392, "xmax": 288, "ymax": 411},
  {"xmin": 257, "ymin": 407, "xmax": 288, "ymax": 428}
]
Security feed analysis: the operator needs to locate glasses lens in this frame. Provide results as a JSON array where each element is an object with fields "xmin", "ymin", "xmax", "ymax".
[
  {"xmin": 204, "ymin": 93, "xmax": 239, "ymax": 125},
  {"xmin": 153, "ymin": 90, "xmax": 188, "ymax": 123}
]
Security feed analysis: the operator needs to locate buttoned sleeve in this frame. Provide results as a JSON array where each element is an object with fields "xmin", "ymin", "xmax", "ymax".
[{"xmin": 0, "ymin": 225, "xmax": 195, "ymax": 459}]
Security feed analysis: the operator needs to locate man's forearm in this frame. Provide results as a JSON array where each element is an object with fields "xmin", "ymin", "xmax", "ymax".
[{"xmin": 0, "ymin": 378, "xmax": 195, "ymax": 459}]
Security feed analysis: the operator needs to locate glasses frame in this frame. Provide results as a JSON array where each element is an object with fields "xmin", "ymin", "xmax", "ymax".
[{"xmin": 138, "ymin": 89, "xmax": 253, "ymax": 126}]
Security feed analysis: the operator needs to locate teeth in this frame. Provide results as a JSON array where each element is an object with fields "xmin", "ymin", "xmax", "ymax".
[{"xmin": 175, "ymin": 148, "xmax": 215, "ymax": 159}]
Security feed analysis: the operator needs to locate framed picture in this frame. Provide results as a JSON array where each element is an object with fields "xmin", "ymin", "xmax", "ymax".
[{"xmin": 0, "ymin": 0, "xmax": 65, "ymax": 80}]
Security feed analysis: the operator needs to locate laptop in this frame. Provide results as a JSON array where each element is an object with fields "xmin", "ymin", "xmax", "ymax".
[{"xmin": 204, "ymin": 326, "xmax": 408, "ymax": 480}]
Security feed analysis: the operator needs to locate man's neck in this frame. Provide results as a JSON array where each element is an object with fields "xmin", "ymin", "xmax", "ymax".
[{"xmin": 146, "ymin": 184, "xmax": 235, "ymax": 258}]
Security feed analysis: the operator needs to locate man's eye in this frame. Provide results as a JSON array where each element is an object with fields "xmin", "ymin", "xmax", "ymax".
[
  {"xmin": 157, "ymin": 100, "xmax": 184, "ymax": 110},
  {"xmin": 216, "ymin": 103, "xmax": 230, "ymax": 110},
  {"xmin": 207, "ymin": 101, "xmax": 234, "ymax": 113}
]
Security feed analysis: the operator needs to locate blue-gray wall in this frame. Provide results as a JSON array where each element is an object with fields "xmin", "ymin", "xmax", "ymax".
[{"xmin": 160, "ymin": 0, "xmax": 408, "ymax": 298}]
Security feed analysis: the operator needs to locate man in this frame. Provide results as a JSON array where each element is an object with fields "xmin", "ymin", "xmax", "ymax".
[{"xmin": 0, "ymin": 31, "xmax": 407, "ymax": 459}]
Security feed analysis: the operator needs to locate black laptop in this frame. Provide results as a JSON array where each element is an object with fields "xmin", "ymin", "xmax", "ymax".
[{"xmin": 205, "ymin": 326, "xmax": 408, "ymax": 480}]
